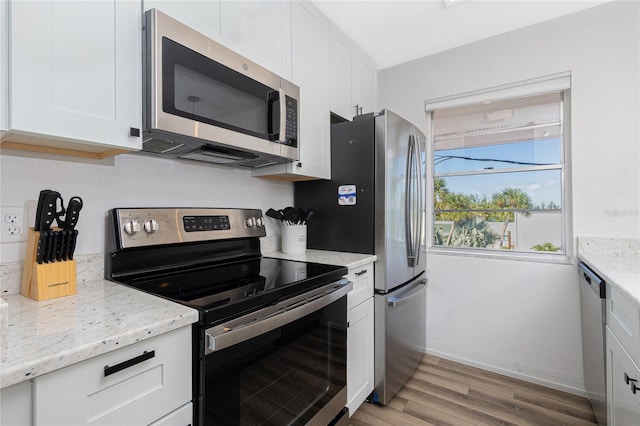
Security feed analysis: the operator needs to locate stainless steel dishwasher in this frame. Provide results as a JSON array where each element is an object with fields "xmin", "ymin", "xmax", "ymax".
[{"xmin": 579, "ymin": 262, "xmax": 607, "ymax": 425}]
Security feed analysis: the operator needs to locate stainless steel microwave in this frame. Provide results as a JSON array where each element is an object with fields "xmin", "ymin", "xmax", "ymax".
[{"xmin": 142, "ymin": 9, "xmax": 300, "ymax": 168}]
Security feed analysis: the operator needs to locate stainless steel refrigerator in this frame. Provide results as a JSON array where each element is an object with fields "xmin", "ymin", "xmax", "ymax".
[{"xmin": 294, "ymin": 109, "xmax": 427, "ymax": 405}]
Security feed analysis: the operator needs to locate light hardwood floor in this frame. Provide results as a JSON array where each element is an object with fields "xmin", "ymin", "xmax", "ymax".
[{"xmin": 350, "ymin": 355, "xmax": 597, "ymax": 426}]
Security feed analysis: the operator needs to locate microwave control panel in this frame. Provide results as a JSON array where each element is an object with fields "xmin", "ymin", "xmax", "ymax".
[{"xmin": 285, "ymin": 96, "xmax": 298, "ymax": 147}]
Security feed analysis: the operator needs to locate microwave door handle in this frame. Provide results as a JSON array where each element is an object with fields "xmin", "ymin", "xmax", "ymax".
[{"xmin": 277, "ymin": 88, "xmax": 286, "ymax": 143}]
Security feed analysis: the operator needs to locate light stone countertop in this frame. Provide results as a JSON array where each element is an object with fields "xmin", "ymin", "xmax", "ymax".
[
  {"xmin": 0, "ymin": 279, "xmax": 198, "ymax": 389},
  {"xmin": 577, "ymin": 237, "xmax": 640, "ymax": 308},
  {"xmin": 0, "ymin": 244, "xmax": 373, "ymax": 390},
  {"xmin": 263, "ymin": 249, "xmax": 377, "ymax": 270}
]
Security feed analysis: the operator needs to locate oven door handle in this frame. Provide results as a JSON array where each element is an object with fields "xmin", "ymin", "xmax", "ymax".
[{"xmin": 205, "ymin": 279, "xmax": 352, "ymax": 353}]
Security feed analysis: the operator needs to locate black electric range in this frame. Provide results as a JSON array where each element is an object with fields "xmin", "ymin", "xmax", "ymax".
[{"xmin": 105, "ymin": 208, "xmax": 351, "ymax": 426}]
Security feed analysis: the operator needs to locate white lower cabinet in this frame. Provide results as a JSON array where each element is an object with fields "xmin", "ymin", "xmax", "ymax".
[
  {"xmin": 149, "ymin": 402, "xmax": 193, "ymax": 426},
  {"xmin": 346, "ymin": 261, "xmax": 375, "ymax": 415},
  {"xmin": 606, "ymin": 327, "xmax": 640, "ymax": 426},
  {"xmin": 0, "ymin": 380, "xmax": 32, "ymax": 426},
  {"xmin": 32, "ymin": 326, "xmax": 192, "ymax": 426},
  {"xmin": 347, "ymin": 297, "xmax": 374, "ymax": 415}
]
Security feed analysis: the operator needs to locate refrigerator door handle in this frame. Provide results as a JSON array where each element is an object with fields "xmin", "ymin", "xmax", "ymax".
[
  {"xmin": 387, "ymin": 278, "xmax": 428, "ymax": 308},
  {"xmin": 405, "ymin": 135, "xmax": 416, "ymax": 267},
  {"xmin": 413, "ymin": 132, "xmax": 423, "ymax": 266}
]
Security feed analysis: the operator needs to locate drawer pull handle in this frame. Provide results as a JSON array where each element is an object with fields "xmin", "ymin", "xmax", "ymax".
[
  {"xmin": 104, "ymin": 350, "xmax": 155, "ymax": 377},
  {"xmin": 624, "ymin": 372, "xmax": 637, "ymax": 385},
  {"xmin": 632, "ymin": 382, "xmax": 639, "ymax": 395},
  {"xmin": 355, "ymin": 270, "xmax": 367, "ymax": 277}
]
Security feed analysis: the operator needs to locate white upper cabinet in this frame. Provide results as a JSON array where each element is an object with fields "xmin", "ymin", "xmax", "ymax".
[
  {"xmin": 4, "ymin": 0, "xmax": 142, "ymax": 156},
  {"xmin": 143, "ymin": 1, "xmax": 291, "ymax": 81},
  {"xmin": 352, "ymin": 55, "xmax": 375, "ymax": 116},
  {"xmin": 329, "ymin": 25, "xmax": 376, "ymax": 120},
  {"xmin": 220, "ymin": 1, "xmax": 292, "ymax": 81},
  {"xmin": 253, "ymin": 1, "xmax": 331, "ymax": 181}
]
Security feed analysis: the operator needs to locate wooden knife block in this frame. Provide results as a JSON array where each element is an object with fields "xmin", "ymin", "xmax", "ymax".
[{"xmin": 21, "ymin": 228, "xmax": 77, "ymax": 301}]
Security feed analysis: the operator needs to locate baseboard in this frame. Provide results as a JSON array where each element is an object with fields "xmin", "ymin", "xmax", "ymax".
[{"xmin": 425, "ymin": 348, "xmax": 588, "ymax": 398}]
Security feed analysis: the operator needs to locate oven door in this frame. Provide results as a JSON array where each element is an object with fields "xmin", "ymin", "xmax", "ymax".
[{"xmin": 198, "ymin": 280, "xmax": 351, "ymax": 426}]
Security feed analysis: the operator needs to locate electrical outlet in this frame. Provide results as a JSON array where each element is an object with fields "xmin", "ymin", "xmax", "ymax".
[{"xmin": 1, "ymin": 206, "xmax": 27, "ymax": 244}]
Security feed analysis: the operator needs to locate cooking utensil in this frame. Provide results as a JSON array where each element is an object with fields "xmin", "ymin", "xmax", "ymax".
[
  {"xmin": 283, "ymin": 207, "xmax": 302, "ymax": 224},
  {"xmin": 303, "ymin": 210, "xmax": 315, "ymax": 224},
  {"xmin": 265, "ymin": 208, "xmax": 284, "ymax": 222}
]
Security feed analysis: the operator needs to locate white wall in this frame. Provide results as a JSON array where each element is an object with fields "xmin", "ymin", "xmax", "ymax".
[
  {"xmin": 0, "ymin": 151, "xmax": 293, "ymax": 263},
  {"xmin": 379, "ymin": 1, "xmax": 639, "ymax": 394}
]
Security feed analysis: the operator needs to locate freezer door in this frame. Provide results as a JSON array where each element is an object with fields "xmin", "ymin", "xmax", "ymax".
[
  {"xmin": 375, "ymin": 110, "xmax": 426, "ymax": 291},
  {"xmin": 374, "ymin": 274, "xmax": 427, "ymax": 405}
]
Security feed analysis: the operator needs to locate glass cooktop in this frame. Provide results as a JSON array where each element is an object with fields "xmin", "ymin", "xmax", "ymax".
[{"xmin": 118, "ymin": 257, "xmax": 347, "ymax": 325}]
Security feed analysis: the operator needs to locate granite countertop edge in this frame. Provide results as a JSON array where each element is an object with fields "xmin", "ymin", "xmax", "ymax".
[
  {"xmin": 1, "ymin": 279, "xmax": 198, "ymax": 389},
  {"xmin": 263, "ymin": 249, "xmax": 377, "ymax": 270},
  {"xmin": 577, "ymin": 237, "xmax": 640, "ymax": 309},
  {"xmin": 0, "ymin": 249, "xmax": 374, "ymax": 389}
]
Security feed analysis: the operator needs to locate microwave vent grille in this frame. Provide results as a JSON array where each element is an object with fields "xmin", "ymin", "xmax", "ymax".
[{"xmin": 143, "ymin": 138, "xmax": 185, "ymax": 154}]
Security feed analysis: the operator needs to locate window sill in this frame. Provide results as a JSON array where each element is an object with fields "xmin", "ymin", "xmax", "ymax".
[{"xmin": 427, "ymin": 246, "xmax": 574, "ymax": 265}]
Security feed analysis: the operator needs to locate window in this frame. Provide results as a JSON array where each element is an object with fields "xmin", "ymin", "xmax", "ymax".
[{"xmin": 426, "ymin": 76, "xmax": 570, "ymax": 256}]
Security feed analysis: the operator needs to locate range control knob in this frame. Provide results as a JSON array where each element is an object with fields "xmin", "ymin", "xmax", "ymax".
[
  {"xmin": 245, "ymin": 217, "xmax": 256, "ymax": 227},
  {"xmin": 123, "ymin": 220, "xmax": 141, "ymax": 235},
  {"xmin": 255, "ymin": 217, "xmax": 264, "ymax": 227},
  {"xmin": 143, "ymin": 219, "xmax": 160, "ymax": 233}
]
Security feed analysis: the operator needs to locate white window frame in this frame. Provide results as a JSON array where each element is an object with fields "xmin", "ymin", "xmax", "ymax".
[{"xmin": 424, "ymin": 72, "xmax": 573, "ymax": 263}]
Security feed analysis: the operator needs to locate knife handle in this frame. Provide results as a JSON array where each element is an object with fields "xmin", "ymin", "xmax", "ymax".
[
  {"xmin": 57, "ymin": 230, "xmax": 67, "ymax": 261},
  {"xmin": 67, "ymin": 230, "xmax": 79, "ymax": 260},
  {"xmin": 35, "ymin": 231, "xmax": 47, "ymax": 264},
  {"xmin": 34, "ymin": 189, "xmax": 52, "ymax": 231},
  {"xmin": 63, "ymin": 197, "xmax": 83, "ymax": 231},
  {"xmin": 39, "ymin": 191, "xmax": 61, "ymax": 231}
]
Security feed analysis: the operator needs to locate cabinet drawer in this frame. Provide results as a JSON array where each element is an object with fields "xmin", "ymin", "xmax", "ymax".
[
  {"xmin": 607, "ymin": 283, "xmax": 640, "ymax": 365},
  {"xmin": 150, "ymin": 402, "xmax": 192, "ymax": 426},
  {"xmin": 347, "ymin": 263, "xmax": 374, "ymax": 310},
  {"xmin": 33, "ymin": 326, "xmax": 192, "ymax": 426}
]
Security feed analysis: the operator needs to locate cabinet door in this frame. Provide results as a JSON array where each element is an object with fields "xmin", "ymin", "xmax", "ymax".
[
  {"xmin": 33, "ymin": 327, "xmax": 191, "ymax": 426},
  {"xmin": 347, "ymin": 297, "xmax": 374, "ymax": 414},
  {"xmin": 252, "ymin": 1, "xmax": 330, "ymax": 181},
  {"xmin": 352, "ymin": 56, "xmax": 375, "ymax": 116},
  {"xmin": 220, "ymin": 1, "xmax": 291, "ymax": 80},
  {"xmin": 606, "ymin": 327, "xmax": 640, "ymax": 425},
  {"xmin": 607, "ymin": 283, "xmax": 640, "ymax": 365},
  {"xmin": 330, "ymin": 31, "xmax": 353, "ymax": 120},
  {"xmin": 9, "ymin": 0, "xmax": 141, "ymax": 151},
  {"xmin": 329, "ymin": 25, "xmax": 377, "ymax": 121},
  {"xmin": 289, "ymin": 2, "xmax": 330, "ymax": 179},
  {"xmin": 0, "ymin": 381, "xmax": 32, "ymax": 426}
]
